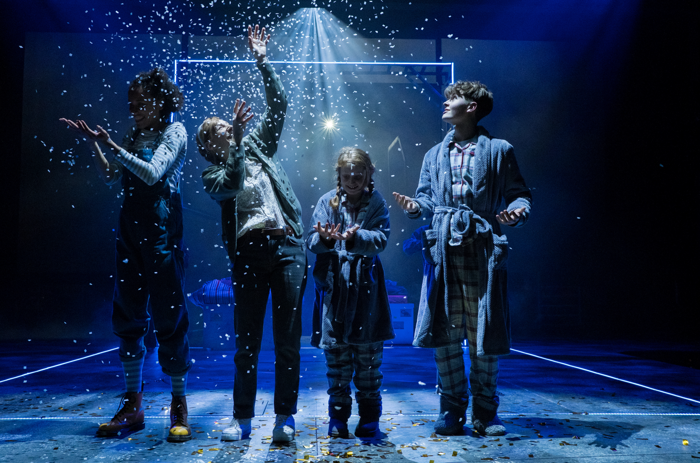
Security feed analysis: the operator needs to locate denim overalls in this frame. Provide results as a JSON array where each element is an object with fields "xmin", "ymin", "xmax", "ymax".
[{"xmin": 112, "ymin": 129, "xmax": 191, "ymax": 377}]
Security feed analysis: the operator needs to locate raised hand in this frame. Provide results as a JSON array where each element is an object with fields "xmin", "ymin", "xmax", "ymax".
[
  {"xmin": 60, "ymin": 118, "xmax": 110, "ymax": 143},
  {"xmin": 314, "ymin": 221, "xmax": 341, "ymax": 243},
  {"xmin": 392, "ymin": 192, "xmax": 419, "ymax": 213},
  {"xmin": 60, "ymin": 118, "xmax": 115, "ymax": 182},
  {"xmin": 332, "ymin": 224, "xmax": 360, "ymax": 242},
  {"xmin": 231, "ymin": 98, "xmax": 254, "ymax": 146},
  {"xmin": 496, "ymin": 207, "xmax": 526, "ymax": 226},
  {"xmin": 248, "ymin": 24, "xmax": 271, "ymax": 62}
]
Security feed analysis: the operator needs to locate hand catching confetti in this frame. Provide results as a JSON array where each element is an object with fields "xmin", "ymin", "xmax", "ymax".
[
  {"xmin": 392, "ymin": 192, "xmax": 419, "ymax": 213},
  {"xmin": 60, "ymin": 118, "xmax": 110, "ymax": 143},
  {"xmin": 231, "ymin": 98, "xmax": 254, "ymax": 147},
  {"xmin": 248, "ymin": 24, "xmax": 271, "ymax": 63},
  {"xmin": 496, "ymin": 207, "xmax": 526, "ymax": 226}
]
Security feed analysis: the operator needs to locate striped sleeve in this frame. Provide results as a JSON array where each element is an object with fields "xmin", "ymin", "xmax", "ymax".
[{"xmin": 114, "ymin": 122, "xmax": 187, "ymax": 186}]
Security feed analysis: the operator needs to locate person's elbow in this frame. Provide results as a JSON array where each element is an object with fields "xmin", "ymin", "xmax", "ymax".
[
  {"xmin": 103, "ymin": 170, "xmax": 119, "ymax": 185},
  {"xmin": 144, "ymin": 176, "xmax": 160, "ymax": 187}
]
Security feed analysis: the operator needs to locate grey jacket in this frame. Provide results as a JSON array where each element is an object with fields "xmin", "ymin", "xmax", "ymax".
[
  {"xmin": 202, "ymin": 60, "xmax": 303, "ymax": 262},
  {"xmin": 409, "ymin": 127, "xmax": 532, "ymax": 355}
]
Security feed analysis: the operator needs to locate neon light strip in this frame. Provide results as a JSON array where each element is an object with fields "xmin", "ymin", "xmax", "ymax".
[
  {"xmin": 0, "ymin": 348, "xmax": 118, "ymax": 384},
  {"xmin": 176, "ymin": 59, "xmax": 453, "ymax": 65},
  {"xmin": 512, "ymin": 349, "xmax": 700, "ymax": 405},
  {"xmin": 173, "ymin": 59, "xmax": 454, "ymax": 85},
  {"xmin": 1, "ymin": 412, "xmax": 699, "ymax": 421},
  {"xmin": 382, "ymin": 412, "xmax": 700, "ymax": 417}
]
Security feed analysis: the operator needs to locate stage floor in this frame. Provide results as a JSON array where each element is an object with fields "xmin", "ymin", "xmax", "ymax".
[{"xmin": 1, "ymin": 340, "xmax": 698, "ymax": 462}]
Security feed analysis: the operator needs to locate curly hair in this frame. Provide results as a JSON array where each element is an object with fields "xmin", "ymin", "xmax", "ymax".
[
  {"xmin": 329, "ymin": 147, "xmax": 376, "ymax": 211},
  {"xmin": 129, "ymin": 67, "xmax": 184, "ymax": 116},
  {"xmin": 444, "ymin": 80, "xmax": 493, "ymax": 122}
]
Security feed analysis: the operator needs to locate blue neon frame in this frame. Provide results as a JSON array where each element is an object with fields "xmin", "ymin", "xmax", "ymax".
[
  {"xmin": 171, "ymin": 59, "xmax": 454, "ymax": 122},
  {"xmin": 172, "ymin": 59, "xmax": 455, "ymax": 86}
]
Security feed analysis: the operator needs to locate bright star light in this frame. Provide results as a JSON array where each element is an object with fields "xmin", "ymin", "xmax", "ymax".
[{"xmin": 321, "ymin": 114, "xmax": 339, "ymax": 135}]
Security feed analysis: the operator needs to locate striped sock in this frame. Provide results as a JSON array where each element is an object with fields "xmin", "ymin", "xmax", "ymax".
[
  {"xmin": 122, "ymin": 358, "xmax": 144, "ymax": 393},
  {"xmin": 170, "ymin": 373, "xmax": 188, "ymax": 397}
]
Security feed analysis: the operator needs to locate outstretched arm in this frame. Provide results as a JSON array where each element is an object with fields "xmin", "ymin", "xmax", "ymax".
[
  {"xmin": 248, "ymin": 24, "xmax": 270, "ymax": 63},
  {"xmin": 60, "ymin": 117, "xmax": 185, "ymax": 186},
  {"xmin": 60, "ymin": 118, "xmax": 121, "ymax": 183},
  {"xmin": 499, "ymin": 145, "xmax": 532, "ymax": 227},
  {"xmin": 246, "ymin": 25, "xmax": 288, "ymax": 158}
]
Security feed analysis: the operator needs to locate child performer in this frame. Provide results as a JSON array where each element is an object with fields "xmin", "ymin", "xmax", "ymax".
[
  {"xmin": 60, "ymin": 69, "xmax": 192, "ymax": 441},
  {"xmin": 306, "ymin": 147, "xmax": 394, "ymax": 438},
  {"xmin": 393, "ymin": 81, "xmax": 532, "ymax": 437},
  {"xmin": 196, "ymin": 25, "xmax": 307, "ymax": 443}
]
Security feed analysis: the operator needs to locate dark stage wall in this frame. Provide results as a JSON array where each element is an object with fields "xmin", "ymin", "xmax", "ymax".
[{"xmin": 1, "ymin": 0, "xmax": 697, "ymax": 344}]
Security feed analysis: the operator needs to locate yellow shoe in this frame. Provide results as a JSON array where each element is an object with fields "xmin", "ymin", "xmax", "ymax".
[{"xmin": 167, "ymin": 394, "xmax": 192, "ymax": 442}]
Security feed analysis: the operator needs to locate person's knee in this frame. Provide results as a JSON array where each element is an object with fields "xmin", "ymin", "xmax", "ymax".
[
  {"xmin": 118, "ymin": 338, "xmax": 146, "ymax": 361},
  {"xmin": 152, "ymin": 314, "xmax": 188, "ymax": 343}
]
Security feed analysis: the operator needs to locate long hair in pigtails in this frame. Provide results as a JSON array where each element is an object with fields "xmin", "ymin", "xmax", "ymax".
[{"xmin": 330, "ymin": 174, "xmax": 343, "ymax": 211}]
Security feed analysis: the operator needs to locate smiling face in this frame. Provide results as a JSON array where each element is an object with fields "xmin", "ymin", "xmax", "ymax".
[
  {"xmin": 339, "ymin": 164, "xmax": 369, "ymax": 203},
  {"xmin": 128, "ymin": 87, "xmax": 164, "ymax": 130},
  {"xmin": 442, "ymin": 95, "xmax": 476, "ymax": 126}
]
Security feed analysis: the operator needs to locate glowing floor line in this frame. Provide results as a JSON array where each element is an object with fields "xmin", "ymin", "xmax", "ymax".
[
  {"xmin": 4, "ymin": 347, "xmax": 696, "ymax": 406},
  {"xmin": 0, "ymin": 348, "xmax": 118, "ymax": 384},
  {"xmin": 512, "ymin": 348, "xmax": 700, "ymax": 405},
  {"xmin": 1, "ymin": 412, "xmax": 699, "ymax": 421}
]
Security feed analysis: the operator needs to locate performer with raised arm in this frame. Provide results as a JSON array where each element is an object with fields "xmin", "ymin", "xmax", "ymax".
[
  {"xmin": 61, "ymin": 68, "xmax": 192, "ymax": 442},
  {"xmin": 196, "ymin": 25, "xmax": 306, "ymax": 443},
  {"xmin": 393, "ymin": 81, "xmax": 532, "ymax": 437}
]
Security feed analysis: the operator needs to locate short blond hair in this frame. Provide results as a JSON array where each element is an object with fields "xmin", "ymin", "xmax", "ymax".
[
  {"xmin": 444, "ymin": 81, "xmax": 493, "ymax": 121},
  {"xmin": 195, "ymin": 116, "xmax": 222, "ymax": 163}
]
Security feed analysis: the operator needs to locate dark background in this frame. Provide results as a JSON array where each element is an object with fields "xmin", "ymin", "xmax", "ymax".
[{"xmin": 1, "ymin": 0, "xmax": 697, "ymax": 346}]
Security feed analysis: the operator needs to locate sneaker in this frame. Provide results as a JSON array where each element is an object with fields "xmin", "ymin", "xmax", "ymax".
[
  {"xmin": 222, "ymin": 418, "xmax": 252, "ymax": 441},
  {"xmin": 272, "ymin": 414, "xmax": 295, "ymax": 443},
  {"xmin": 328, "ymin": 418, "xmax": 349, "ymax": 438},
  {"xmin": 434, "ymin": 409, "xmax": 466, "ymax": 435},
  {"xmin": 167, "ymin": 394, "xmax": 192, "ymax": 442},
  {"xmin": 472, "ymin": 414, "xmax": 506, "ymax": 436},
  {"xmin": 96, "ymin": 391, "xmax": 145, "ymax": 437}
]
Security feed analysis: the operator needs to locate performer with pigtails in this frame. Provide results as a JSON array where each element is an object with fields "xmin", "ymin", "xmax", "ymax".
[{"xmin": 307, "ymin": 147, "xmax": 394, "ymax": 439}]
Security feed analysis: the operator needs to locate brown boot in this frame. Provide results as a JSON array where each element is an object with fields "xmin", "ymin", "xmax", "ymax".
[
  {"xmin": 96, "ymin": 391, "xmax": 144, "ymax": 437},
  {"xmin": 167, "ymin": 394, "xmax": 192, "ymax": 442}
]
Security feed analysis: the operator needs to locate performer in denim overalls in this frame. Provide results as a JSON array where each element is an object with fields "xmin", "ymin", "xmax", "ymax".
[{"xmin": 61, "ymin": 67, "xmax": 191, "ymax": 442}]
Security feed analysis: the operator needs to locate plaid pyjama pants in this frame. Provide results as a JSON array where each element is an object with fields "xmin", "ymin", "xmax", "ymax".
[
  {"xmin": 435, "ymin": 240, "xmax": 500, "ymax": 414},
  {"xmin": 324, "ymin": 341, "xmax": 384, "ymax": 406}
]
